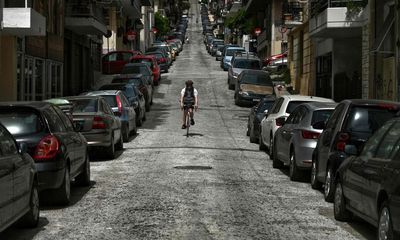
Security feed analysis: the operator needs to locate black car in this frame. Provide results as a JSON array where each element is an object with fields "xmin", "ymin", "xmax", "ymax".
[
  {"xmin": 0, "ymin": 123, "xmax": 39, "ymax": 232},
  {"xmin": 99, "ymin": 83, "xmax": 146, "ymax": 126},
  {"xmin": 234, "ymin": 70, "xmax": 274, "ymax": 106},
  {"xmin": 121, "ymin": 63, "xmax": 154, "ymax": 89},
  {"xmin": 0, "ymin": 102, "xmax": 90, "ymax": 205},
  {"xmin": 311, "ymin": 99, "xmax": 400, "ymax": 202},
  {"xmin": 334, "ymin": 117, "xmax": 400, "ymax": 239},
  {"xmin": 247, "ymin": 97, "xmax": 276, "ymax": 143}
]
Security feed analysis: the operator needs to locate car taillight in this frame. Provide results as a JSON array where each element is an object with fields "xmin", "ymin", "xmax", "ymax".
[
  {"xmin": 33, "ymin": 135, "xmax": 60, "ymax": 161},
  {"xmin": 160, "ymin": 58, "xmax": 166, "ymax": 63},
  {"xmin": 302, "ymin": 130, "xmax": 320, "ymax": 139},
  {"xmin": 116, "ymin": 95, "xmax": 123, "ymax": 113},
  {"xmin": 336, "ymin": 132, "xmax": 350, "ymax": 152},
  {"xmin": 92, "ymin": 116, "xmax": 106, "ymax": 129}
]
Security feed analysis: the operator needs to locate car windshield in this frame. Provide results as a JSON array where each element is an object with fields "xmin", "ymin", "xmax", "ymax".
[
  {"xmin": 311, "ymin": 110, "xmax": 334, "ymax": 125},
  {"xmin": 241, "ymin": 73, "xmax": 272, "ymax": 86},
  {"xmin": 99, "ymin": 84, "xmax": 125, "ymax": 91},
  {"xmin": 286, "ymin": 101, "xmax": 311, "ymax": 114},
  {"xmin": 121, "ymin": 65, "xmax": 146, "ymax": 74},
  {"xmin": 233, "ymin": 59, "xmax": 261, "ymax": 69},
  {"xmin": 257, "ymin": 101, "xmax": 275, "ymax": 114},
  {"xmin": 345, "ymin": 106, "xmax": 398, "ymax": 134},
  {"xmin": 0, "ymin": 110, "xmax": 43, "ymax": 136},
  {"xmin": 69, "ymin": 99, "xmax": 98, "ymax": 113},
  {"xmin": 132, "ymin": 59, "xmax": 152, "ymax": 67},
  {"xmin": 226, "ymin": 49, "xmax": 245, "ymax": 56},
  {"xmin": 101, "ymin": 95, "xmax": 117, "ymax": 108}
]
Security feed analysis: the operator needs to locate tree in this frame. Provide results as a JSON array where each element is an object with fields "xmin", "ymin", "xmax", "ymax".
[{"xmin": 154, "ymin": 12, "xmax": 170, "ymax": 39}]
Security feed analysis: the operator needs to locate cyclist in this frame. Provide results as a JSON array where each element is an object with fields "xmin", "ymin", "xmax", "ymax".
[{"xmin": 180, "ymin": 80, "xmax": 198, "ymax": 129}]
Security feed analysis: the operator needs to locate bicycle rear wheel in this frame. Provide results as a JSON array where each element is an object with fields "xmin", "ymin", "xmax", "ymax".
[{"xmin": 186, "ymin": 112, "xmax": 190, "ymax": 137}]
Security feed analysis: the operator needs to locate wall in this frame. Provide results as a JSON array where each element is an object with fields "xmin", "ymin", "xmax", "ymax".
[{"xmin": 0, "ymin": 36, "xmax": 17, "ymax": 101}]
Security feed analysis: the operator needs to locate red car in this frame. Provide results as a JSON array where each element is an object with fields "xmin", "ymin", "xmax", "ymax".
[
  {"xmin": 130, "ymin": 55, "xmax": 161, "ymax": 85},
  {"xmin": 263, "ymin": 52, "xmax": 287, "ymax": 66},
  {"xmin": 102, "ymin": 50, "xmax": 142, "ymax": 74}
]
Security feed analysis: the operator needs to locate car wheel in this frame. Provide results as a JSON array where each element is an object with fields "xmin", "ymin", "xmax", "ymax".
[
  {"xmin": 378, "ymin": 201, "xmax": 394, "ymax": 240},
  {"xmin": 272, "ymin": 142, "xmax": 284, "ymax": 168},
  {"xmin": 234, "ymin": 94, "xmax": 240, "ymax": 106},
  {"xmin": 122, "ymin": 124, "xmax": 130, "ymax": 142},
  {"xmin": 76, "ymin": 153, "xmax": 91, "ymax": 186},
  {"xmin": 311, "ymin": 158, "xmax": 322, "ymax": 189},
  {"xmin": 229, "ymin": 84, "xmax": 234, "ymax": 90},
  {"xmin": 324, "ymin": 165, "xmax": 335, "ymax": 202},
  {"xmin": 131, "ymin": 122, "xmax": 137, "ymax": 136},
  {"xmin": 268, "ymin": 134, "xmax": 274, "ymax": 159},
  {"xmin": 54, "ymin": 167, "xmax": 71, "ymax": 205},
  {"xmin": 249, "ymin": 125, "xmax": 258, "ymax": 143},
  {"xmin": 334, "ymin": 181, "xmax": 351, "ymax": 221},
  {"xmin": 246, "ymin": 122, "xmax": 250, "ymax": 136},
  {"xmin": 150, "ymin": 94, "xmax": 153, "ymax": 105},
  {"xmin": 289, "ymin": 150, "xmax": 302, "ymax": 181},
  {"xmin": 137, "ymin": 112, "xmax": 143, "ymax": 126},
  {"xmin": 143, "ymin": 111, "xmax": 147, "ymax": 121},
  {"xmin": 106, "ymin": 135, "xmax": 116, "ymax": 159},
  {"xmin": 116, "ymin": 132, "xmax": 123, "ymax": 150},
  {"xmin": 259, "ymin": 130, "xmax": 267, "ymax": 151},
  {"xmin": 145, "ymin": 101, "xmax": 151, "ymax": 112},
  {"xmin": 19, "ymin": 182, "xmax": 39, "ymax": 227}
]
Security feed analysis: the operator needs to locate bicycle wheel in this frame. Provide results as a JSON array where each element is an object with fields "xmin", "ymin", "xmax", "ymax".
[{"xmin": 186, "ymin": 111, "xmax": 190, "ymax": 137}]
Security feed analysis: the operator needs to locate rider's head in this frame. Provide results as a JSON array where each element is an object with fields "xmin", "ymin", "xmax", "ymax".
[{"xmin": 185, "ymin": 80, "xmax": 193, "ymax": 89}]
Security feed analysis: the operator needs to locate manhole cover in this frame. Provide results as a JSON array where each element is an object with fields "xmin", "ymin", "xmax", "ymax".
[
  {"xmin": 174, "ymin": 166, "xmax": 213, "ymax": 170},
  {"xmin": 209, "ymin": 104, "xmax": 225, "ymax": 108}
]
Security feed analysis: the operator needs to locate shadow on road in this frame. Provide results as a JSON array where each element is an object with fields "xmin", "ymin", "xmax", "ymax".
[
  {"xmin": 140, "ymin": 102, "xmax": 171, "ymax": 130},
  {"xmin": 0, "ymin": 217, "xmax": 50, "ymax": 240}
]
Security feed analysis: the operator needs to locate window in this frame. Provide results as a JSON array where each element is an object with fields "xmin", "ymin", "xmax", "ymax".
[
  {"xmin": 0, "ymin": 110, "xmax": 43, "ymax": 136},
  {"xmin": 375, "ymin": 122, "xmax": 400, "ymax": 159},
  {"xmin": 285, "ymin": 108, "xmax": 299, "ymax": 124},
  {"xmin": 119, "ymin": 93, "xmax": 130, "ymax": 107},
  {"xmin": 0, "ymin": 126, "xmax": 17, "ymax": 156},
  {"xmin": 286, "ymin": 101, "xmax": 310, "ymax": 114},
  {"xmin": 271, "ymin": 98, "xmax": 284, "ymax": 114},
  {"xmin": 105, "ymin": 53, "xmax": 118, "ymax": 62},
  {"xmin": 241, "ymin": 73, "xmax": 272, "ymax": 86},
  {"xmin": 311, "ymin": 110, "xmax": 334, "ymax": 125},
  {"xmin": 53, "ymin": 106, "xmax": 74, "ymax": 132},
  {"xmin": 326, "ymin": 103, "xmax": 344, "ymax": 129},
  {"xmin": 70, "ymin": 99, "xmax": 98, "ymax": 113},
  {"xmin": 360, "ymin": 121, "xmax": 393, "ymax": 160},
  {"xmin": 43, "ymin": 108, "xmax": 66, "ymax": 132},
  {"xmin": 102, "ymin": 95, "xmax": 117, "ymax": 108},
  {"xmin": 102, "ymin": 100, "xmax": 113, "ymax": 115},
  {"xmin": 121, "ymin": 53, "xmax": 132, "ymax": 61}
]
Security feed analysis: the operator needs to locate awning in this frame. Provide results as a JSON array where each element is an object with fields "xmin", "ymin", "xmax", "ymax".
[{"xmin": 370, "ymin": 7, "xmax": 395, "ymax": 54}]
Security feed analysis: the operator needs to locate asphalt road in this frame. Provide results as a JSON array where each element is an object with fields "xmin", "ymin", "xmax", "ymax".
[{"xmin": 0, "ymin": 1, "xmax": 375, "ymax": 239}]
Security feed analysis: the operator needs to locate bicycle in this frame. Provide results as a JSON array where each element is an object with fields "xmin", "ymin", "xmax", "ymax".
[{"xmin": 183, "ymin": 103, "xmax": 193, "ymax": 137}]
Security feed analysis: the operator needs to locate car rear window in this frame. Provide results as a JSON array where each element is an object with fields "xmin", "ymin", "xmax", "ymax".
[
  {"xmin": 226, "ymin": 49, "xmax": 245, "ymax": 56},
  {"xmin": 0, "ymin": 110, "xmax": 43, "ymax": 136},
  {"xmin": 233, "ymin": 59, "xmax": 261, "ymax": 69},
  {"xmin": 132, "ymin": 59, "xmax": 152, "ymax": 68},
  {"xmin": 69, "ymin": 99, "xmax": 98, "ymax": 113},
  {"xmin": 101, "ymin": 95, "xmax": 117, "ymax": 108},
  {"xmin": 345, "ymin": 106, "xmax": 398, "ymax": 134},
  {"xmin": 286, "ymin": 101, "xmax": 310, "ymax": 114},
  {"xmin": 241, "ymin": 73, "xmax": 272, "ymax": 86},
  {"xmin": 257, "ymin": 101, "xmax": 275, "ymax": 114},
  {"xmin": 121, "ymin": 66, "xmax": 141, "ymax": 74},
  {"xmin": 311, "ymin": 110, "xmax": 334, "ymax": 125}
]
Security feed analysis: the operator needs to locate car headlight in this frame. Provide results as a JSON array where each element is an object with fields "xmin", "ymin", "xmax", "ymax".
[{"xmin": 239, "ymin": 91, "xmax": 249, "ymax": 96}]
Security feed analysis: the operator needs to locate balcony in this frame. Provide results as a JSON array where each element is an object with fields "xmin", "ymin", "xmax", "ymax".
[
  {"xmin": 65, "ymin": 0, "xmax": 107, "ymax": 35},
  {"xmin": 120, "ymin": 0, "xmax": 141, "ymax": 18},
  {"xmin": 309, "ymin": 0, "xmax": 367, "ymax": 38},
  {"xmin": 2, "ymin": 8, "xmax": 46, "ymax": 36},
  {"xmin": 282, "ymin": 2, "xmax": 303, "ymax": 28}
]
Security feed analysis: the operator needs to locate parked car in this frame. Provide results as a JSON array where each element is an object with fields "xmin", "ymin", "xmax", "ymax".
[
  {"xmin": 334, "ymin": 117, "xmax": 400, "ymax": 240},
  {"xmin": 247, "ymin": 96, "xmax": 276, "ymax": 143},
  {"xmin": 112, "ymin": 74, "xmax": 153, "ymax": 112},
  {"xmin": 0, "ymin": 102, "xmax": 90, "ymax": 205},
  {"xmin": 130, "ymin": 55, "xmax": 161, "ymax": 85},
  {"xmin": 215, "ymin": 45, "xmax": 225, "ymax": 61},
  {"xmin": 228, "ymin": 55, "xmax": 262, "ymax": 90},
  {"xmin": 145, "ymin": 51, "xmax": 169, "ymax": 73},
  {"xmin": 44, "ymin": 98, "xmax": 73, "ymax": 120},
  {"xmin": 221, "ymin": 47, "xmax": 246, "ymax": 71},
  {"xmin": 102, "ymin": 50, "xmax": 142, "ymax": 74},
  {"xmin": 272, "ymin": 102, "xmax": 337, "ymax": 181},
  {"xmin": 208, "ymin": 39, "xmax": 224, "ymax": 53},
  {"xmin": 99, "ymin": 82, "xmax": 146, "ymax": 125},
  {"xmin": 311, "ymin": 99, "xmax": 400, "ymax": 202},
  {"xmin": 121, "ymin": 63, "xmax": 154, "ymax": 90},
  {"xmin": 0, "ymin": 123, "xmax": 39, "ymax": 232},
  {"xmin": 234, "ymin": 70, "xmax": 274, "ymax": 106},
  {"xmin": 81, "ymin": 90, "xmax": 137, "ymax": 142},
  {"xmin": 146, "ymin": 46, "xmax": 172, "ymax": 65},
  {"xmin": 63, "ymin": 96, "xmax": 123, "ymax": 159},
  {"xmin": 263, "ymin": 52, "xmax": 287, "ymax": 66},
  {"xmin": 259, "ymin": 95, "xmax": 334, "ymax": 157},
  {"xmin": 211, "ymin": 43, "xmax": 224, "ymax": 56}
]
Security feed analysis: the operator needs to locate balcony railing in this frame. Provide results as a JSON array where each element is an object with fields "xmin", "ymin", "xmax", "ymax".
[
  {"xmin": 310, "ymin": 0, "xmax": 367, "ymax": 17},
  {"xmin": 282, "ymin": 2, "xmax": 303, "ymax": 25},
  {"xmin": 66, "ymin": 0, "xmax": 105, "ymax": 24}
]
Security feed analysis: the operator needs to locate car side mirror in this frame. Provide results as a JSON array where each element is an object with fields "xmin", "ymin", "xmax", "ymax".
[
  {"xmin": 264, "ymin": 109, "xmax": 269, "ymax": 116},
  {"xmin": 276, "ymin": 117, "xmax": 286, "ymax": 126},
  {"xmin": 312, "ymin": 120, "xmax": 326, "ymax": 130},
  {"xmin": 345, "ymin": 145, "xmax": 358, "ymax": 156},
  {"xmin": 18, "ymin": 142, "xmax": 27, "ymax": 154}
]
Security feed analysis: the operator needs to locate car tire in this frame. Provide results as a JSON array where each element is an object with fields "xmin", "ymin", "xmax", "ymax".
[
  {"xmin": 268, "ymin": 134, "xmax": 274, "ymax": 159},
  {"xmin": 229, "ymin": 84, "xmax": 234, "ymax": 90},
  {"xmin": 116, "ymin": 132, "xmax": 123, "ymax": 150},
  {"xmin": 145, "ymin": 101, "xmax": 151, "ymax": 112},
  {"xmin": 324, "ymin": 164, "xmax": 335, "ymax": 202},
  {"xmin": 334, "ymin": 181, "xmax": 351, "ymax": 221},
  {"xmin": 131, "ymin": 123, "xmax": 137, "ymax": 136},
  {"xmin": 54, "ymin": 167, "xmax": 71, "ymax": 205},
  {"xmin": 272, "ymin": 143, "xmax": 284, "ymax": 168},
  {"xmin": 378, "ymin": 201, "xmax": 394, "ymax": 240},
  {"xmin": 289, "ymin": 150, "xmax": 302, "ymax": 181},
  {"xmin": 311, "ymin": 158, "xmax": 322, "ymax": 189},
  {"xmin": 143, "ymin": 111, "xmax": 147, "ymax": 121},
  {"xmin": 18, "ymin": 183, "xmax": 39, "ymax": 227},
  {"xmin": 150, "ymin": 94, "xmax": 153, "ymax": 105},
  {"xmin": 76, "ymin": 153, "xmax": 91, "ymax": 186},
  {"xmin": 246, "ymin": 123, "xmax": 250, "ymax": 136},
  {"xmin": 259, "ymin": 130, "xmax": 267, "ymax": 151},
  {"xmin": 234, "ymin": 94, "xmax": 240, "ymax": 106},
  {"xmin": 137, "ymin": 112, "xmax": 143, "ymax": 126},
  {"xmin": 249, "ymin": 125, "xmax": 258, "ymax": 143},
  {"xmin": 106, "ymin": 135, "xmax": 116, "ymax": 159},
  {"xmin": 122, "ymin": 125, "xmax": 130, "ymax": 142}
]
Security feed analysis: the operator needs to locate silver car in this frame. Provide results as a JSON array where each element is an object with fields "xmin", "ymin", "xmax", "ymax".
[
  {"xmin": 273, "ymin": 102, "xmax": 337, "ymax": 181},
  {"xmin": 228, "ymin": 55, "xmax": 262, "ymax": 90},
  {"xmin": 64, "ymin": 96, "xmax": 123, "ymax": 159}
]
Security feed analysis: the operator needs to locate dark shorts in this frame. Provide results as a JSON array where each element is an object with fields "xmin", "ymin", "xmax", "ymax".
[{"xmin": 183, "ymin": 101, "xmax": 195, "ymax": 110}]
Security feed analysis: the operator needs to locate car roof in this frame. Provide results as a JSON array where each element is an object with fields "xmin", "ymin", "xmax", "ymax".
[
  {"xmin": 82, "ymin": 90, "xmax": 120, "ymax": 96},
  {"xmin": 0, "ymin": 101, "xmax": 52, "ymax": 110},
  {"xmin": 226, "ymin": 46, "xmax": 245, "ymax": 50},
  {"xmin": 63, "ymin": 95, "xmax": 102, "ymax": 101},
  {"xmin": 241, "ymin": 69, "xmax": 269, "ymax": 75},
  {"xmin": 117, "ymin": 73, "xmax": 143, "ymax": 78},
  {"xmin": 341, "ymin": 99, "xmax": 400, "ymax": 107},
  {"xmin": 301, "ymin": 102, "xmax": 338, "ymax": 110},
  {"xmin": 124, "ymin": 63, "xmax": 148, "ymax": 67},
  {"xmin": 280, "ymin": 95, "xmax": 334, "ymax": 102}
]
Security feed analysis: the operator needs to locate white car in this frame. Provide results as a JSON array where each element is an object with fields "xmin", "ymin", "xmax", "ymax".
[{"xmin": 259, "ymin": 95, "xmax": 334, "ymax": 158}]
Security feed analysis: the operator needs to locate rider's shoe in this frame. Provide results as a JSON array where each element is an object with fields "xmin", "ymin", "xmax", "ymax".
[
  {"xmin": 182, "ymin": 124, "xmax": 187, "ymax": 129},
  {"xmin": 190, "ymin": 118, "xmax": 195, "ymax": 125}
]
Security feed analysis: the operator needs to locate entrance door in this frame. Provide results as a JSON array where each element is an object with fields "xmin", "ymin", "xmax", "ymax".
[
  {"xmin": 315, "ymin": 53, "xmax": 332, "ymax": 99},
  {"xmin": 23, "ymin": 57, "xmax": 34, "ymax": 101}
]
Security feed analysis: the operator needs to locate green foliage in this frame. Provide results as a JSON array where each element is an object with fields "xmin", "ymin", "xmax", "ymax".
[
  {"xmin": 346, "ymin": 0, "xmax": 368, "ymax": 14},
  {"xmin": 224, "ymin": 9, "xmax": 259, "ymax": 34},
  {"xmin": 154, "ymin": 12, "xmax": 170, "ymax": 38}
]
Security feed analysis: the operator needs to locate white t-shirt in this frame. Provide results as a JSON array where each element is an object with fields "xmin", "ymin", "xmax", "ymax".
[{"xmin": 181, "ymin": 88, "xmax": 198, "ymax": 97}]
